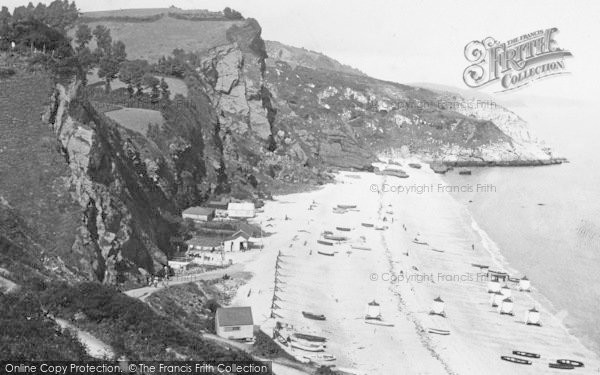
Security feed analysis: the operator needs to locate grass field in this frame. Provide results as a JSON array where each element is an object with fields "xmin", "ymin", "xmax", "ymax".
[
  {"xmin": 71, "ymin": 17, "xmax": 242, "ymax": 62},
  {"xmin": 105, "ymin": 107, "xmax": 165, "ymax": 135}
]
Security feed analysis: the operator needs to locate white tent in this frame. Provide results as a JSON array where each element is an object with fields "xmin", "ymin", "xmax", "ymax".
[
  {"xmin": 500, "ymin": 285, "xmax": 512, "ymax": 298},
  {"xmin": 525, "ymin": 307, "xmax": 541, "ymax": 326},
  {"xmin": 366, "ymin": 300, "xmax": 381, "ymax": 319},
  {"xmin": 489, "ymin": 291, "xmax": 504, "ymax": 307},
  {"xmin": 498, "ymin": 297, "xmax": 514, "ymax": 315},
  {"xmin": 487, "ymin": 280, "xmax": 501, "ymax": 293},
  {"xmin": 430, "ymin": 296, "xmax": 446, "ymax": 317},
  {"xmin": 519, "ymin": 276, "xmax": 531, "ymax": 292}
]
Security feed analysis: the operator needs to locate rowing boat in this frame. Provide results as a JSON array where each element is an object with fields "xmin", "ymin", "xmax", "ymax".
[
  {"xmin": 512, "ymin": 351, "xmax": 540, "ymax": 358},
  {"xmin": 317, "ymin": 240, "xmax": 333, "ymax": 246},
  {"xmin": 318, "ymin": 249, "xmax": 335, "ymax": 256},
  {"xmin": 549, "ymin": 363, "xmax": 575, "ymax": 370},
  {"xmin": 336, "ymin": 226, "xmax": 352, "ymax": 231},
  {"xmin": 323, "ymin": 234, "xmax": 347, "ymax": 241},
  {"xmin": 292, "ymin": 333, "xmax": 327, "ymax": 342},
  {"xmin": 290, "ymin": 341, "xmax": 325, "ymax": 352},
  {"xmin": 302, "ymin": 311, "xmax": 326, "ymax": 321},
  {"xmin": 428, "ymin": 328, "xmax": 450, "ymax": 335},
  {"xmin": 556, "ymin": 359, "xmax": 584, "ymax": 367},
  {"xmin": 364, "ymin": 318, "xmax": 394, "ymax": 327},
  {"xmin": 304, "ymin": 353, "xmax": 336, "ymax": 362},
  {"xmin": 361, "ymin": 223, "xmax": 374, "ymax": 228},
  {"xmin": 337, "ymin": 204, "xmax": 357, "ymax": 209},
  {"xmin": 412, "ymin": 239, "xmax": 428, "ymax": 245},
  {"xmin": 501, "ymin": 356, "xmax": 532, "ymax": 365}
]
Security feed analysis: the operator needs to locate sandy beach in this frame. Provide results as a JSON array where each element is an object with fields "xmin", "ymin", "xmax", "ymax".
[{"xmin": 230, "ymin": 161, "xmax": 600, "ymax": 374}]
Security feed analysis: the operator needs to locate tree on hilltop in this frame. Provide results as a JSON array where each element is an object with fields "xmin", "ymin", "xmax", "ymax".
[
  {"xmin": 75, "ymin": 24, "xmax": 92, "ymax": 49},
  {"xmin": 92, "ymin": 24, "xmax": 111, "ymax": 55},
  {"xmin": 223, "ymin": 7, "xmax": 243, "ymax": 20},
  {"xmin": 119, "ymin": 59, "xmax": 149, "ymax": 96},
  {"xmin": 98, "ymin": 40, "xmax": 126, "ymax": 92}
]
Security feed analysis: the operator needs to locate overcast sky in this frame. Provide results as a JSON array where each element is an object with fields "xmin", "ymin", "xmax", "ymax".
[{"xmin": 5, "ymin": 0, "xmax": 600, "ymax": 103}]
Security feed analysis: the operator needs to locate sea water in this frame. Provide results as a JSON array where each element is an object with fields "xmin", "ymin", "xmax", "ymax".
[{"xmin": 444, "ymin": 101, "xmax": 600, "ymax": 354}]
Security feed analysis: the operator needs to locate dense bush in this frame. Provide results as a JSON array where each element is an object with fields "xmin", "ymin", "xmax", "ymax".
[
  {"xmin": 0, "ymin": 292, "xmax": 91, "ymax": 360},
  {"xmin": 39, "ymin": 282, "xmax": 253, "ymax": 361},
  {"xmin": 0, "ymin": 67, "xmax": 16, "ymax": 78}
]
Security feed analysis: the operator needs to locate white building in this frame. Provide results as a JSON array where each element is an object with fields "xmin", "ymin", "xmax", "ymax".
[
  {"xmin": 182, "ymin": 207, "xmax": 215, "ymax": 222},
  {"xmin": 223, "ymin": 230, "xmax": 250, "ymax": 252},
  {"xmin": 227, "ymin": 202, "xmax": 255, "ymax": 218},
  {"xmin": 215, "ymin": 306, "xmax": 254, "ymax": 341}
]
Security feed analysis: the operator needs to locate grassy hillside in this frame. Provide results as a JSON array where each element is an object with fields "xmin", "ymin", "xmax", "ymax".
[
  {"xmin": 266, "ymin": 40, "xmax": 366, "ymax": 76},
  {"xmin": 0, "ymin": 67, "xmax": 83, "ymax": 273}
]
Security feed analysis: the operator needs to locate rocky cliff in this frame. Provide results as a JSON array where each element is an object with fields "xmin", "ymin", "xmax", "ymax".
[{"xmin": 1, "ymin": 12, "xmax": 558, "ymax": 285}]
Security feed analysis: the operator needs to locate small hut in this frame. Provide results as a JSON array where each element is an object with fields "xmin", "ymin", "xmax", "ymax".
[
  {"xmin": 519, "ymin": 276, "xmax": 531, "ymax": 292},
  {"xmin": 500, "ymin": 284, "xmax": 512, "ymax": 298},
  {"xmin": 498, "ymin": 297, "xmax": 514, "ymax": 315},
  {"xmin": 525, "ymin": 306, "xmax": 541, "ymax": 326},
  {"xmin": 489, "ymin": 291, "xmax": 504, "ymax": 307},
  {"xmin": 487, "ymin": 279, "xmax": 501, "ymax": 293},
  {"xmin": 430, "ymin": 296, "xmax": 446, "ymax": 317},
  {"xmin": 366, "ymin": 300, "xmax": 381, "ymax": 319}
]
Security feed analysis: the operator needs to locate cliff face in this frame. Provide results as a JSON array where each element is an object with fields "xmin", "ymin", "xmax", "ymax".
[
  {"xmin": 44, "ymin": 81, "xmax": 180, "ymax": 284},
  {"xmin": 264, "ymin": 51, "xmax": 554, "ymax": 166},
  {"xmin": 1, "ymin": 14, "xmax": 556, "ymax": 285}
]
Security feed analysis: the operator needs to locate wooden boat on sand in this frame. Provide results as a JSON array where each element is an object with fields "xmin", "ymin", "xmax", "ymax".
[
  {"xmin": 361, "ymin": 223, "xmax": 374, "ymax": 228},
  {"xmin": 336, "ymin": 226, "xmax": 352, "ymax": 231},
  {"xmin": 304, "ymin": 353, "xmax": 336, "ymax": 362},
  {"xmin": 408, "ymin": 163, "xmax": 422, "ymax": 169},
  {"xmin": 292, "ymin": 333, "xmax": 327, "ymax": 342},
  {"xmin": 365, "ymin": 319, "xmax": 394, "ymax": 327},
  {"xmin": 351, "ymin": 245, "xmax": 371, "ymax": 251},
  {"xmin": 412, "ymin": 238, "xmax": 428, "ymax": 245},
  {"xmin": 549, "ymin": 363, "xmax": 575, "ymax": 370},
  {"xmin": 290, "ymin": 341, "xmax": 325, "ymax": 352},
  {"xmin": 318, "ymin": 249, "xmax": 335, "ymax": 256},
  {"xmin": 302, "ymin": 311, "xmax": 326, "ymax": 321},
  {"xmin": 317, "ymin": 239, "xmax": 334, "ymax": 246},
  {"xmin": 324, "ymin": 234, "xmax": 348, "ymax": 241},
  {"xmin": 501, "ymin": 356, "xmax": 532, "ymax": 365},
  {"xmin": 556, "ymin": 359, "xmax": 584, "ymax": 367},
  {"xmin": 512, "ymin": 350, "xmax": 540, "ymax": 358},
  {"xmin": 337, "ymin": 204, "xmax": 357, "ymax": 209},
  {"xmin": 428, "ymin": 328, "xmax": 450, "ymax": 335}
]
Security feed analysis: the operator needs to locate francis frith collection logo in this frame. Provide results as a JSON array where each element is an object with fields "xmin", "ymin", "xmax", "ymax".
[{"xmin": 463, "ymin": 28, "xmax": 572, "ymax": 92}]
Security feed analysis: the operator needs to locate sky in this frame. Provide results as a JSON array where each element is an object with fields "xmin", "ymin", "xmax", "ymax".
[{"xmin": 4, "ymin": 0, "xmax": 600, "ymax": 103}]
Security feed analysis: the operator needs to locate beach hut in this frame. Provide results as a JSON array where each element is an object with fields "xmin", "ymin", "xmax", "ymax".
[
  {"xmin": 519, "ymin": 276, "xmax": 531, "ymax": 292},
  {"xmin": 223, "ymin": 230, "xmax": 250, "ymax": 252},
  {"xmin": 500, "ymin": 285, "xmax": 512, "ymax": 298},
  {"xmin": 487, "ymin": 279, "xmax": 501, "ymax": 293},
  {"xmin": 182, "ymin": 206, "xmax": 215, "ymax": 222},
  {"xmin": 366, "ymin": 300, "xmax": 381, "ymax": 319},
  {"xmin": 498, "ymin": 297, "xmax": 514, "ymax": 315},
  {"xmin": 206, "ymin": 199, "xmax": 230, "ymax": 218},
  {"xmin": 215, "ymin": 306, "xmax": 254, "ymax": 341},
  {"xmin": 490, "ymin": 291, "xmax": 504, "ymax": 307},
  {"xmin": 525, "ymin": 307, "xmax": 541, "ymax": 326},
  {"xmin": 227, "ymin": 202, "xmax": 255, "ymax": 218},
  {"xmin": 430, "ymin": 296, "xmax": 446, "ymax": 317}
]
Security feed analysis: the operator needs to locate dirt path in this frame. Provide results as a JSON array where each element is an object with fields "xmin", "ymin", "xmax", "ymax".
[{"xmin": 54, "ymin": 317, "xmax": 115, "ymax": 360}]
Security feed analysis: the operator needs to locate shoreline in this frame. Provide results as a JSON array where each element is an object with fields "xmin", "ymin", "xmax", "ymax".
[{"xmin": 230, "ymin": 161, "xmax": 598, "ymax": 374}]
